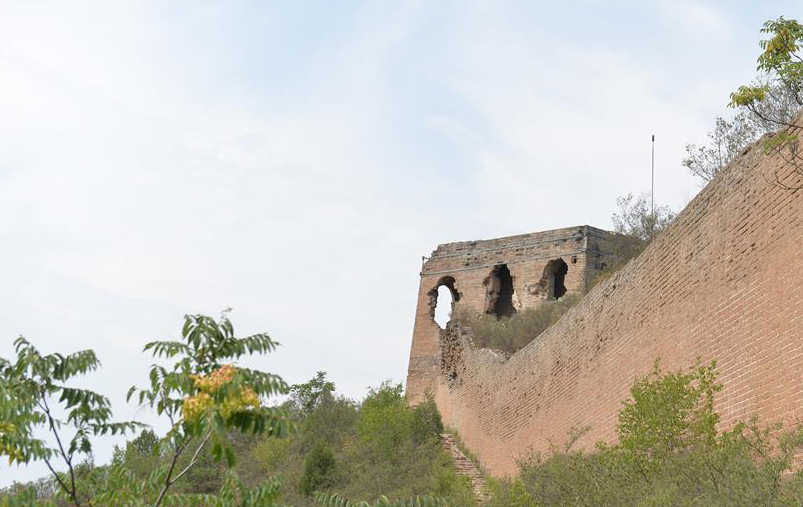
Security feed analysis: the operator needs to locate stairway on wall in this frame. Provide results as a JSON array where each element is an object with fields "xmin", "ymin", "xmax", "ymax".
[{"xmin": 441, "ymin": 433, "xmax": 490, "ymax": 503}]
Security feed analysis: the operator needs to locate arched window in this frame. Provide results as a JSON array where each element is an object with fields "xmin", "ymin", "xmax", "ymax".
[
  {"xmin": 485, "ymin": 264, "xmax": 516, "ymax": 318},
  {"xmin": 429, "ymin": 276, "xmax": 459, "ymax": 328},
  {"xmin": 541, "ymin": 258, "xmax": 568, "ymax": 300}
]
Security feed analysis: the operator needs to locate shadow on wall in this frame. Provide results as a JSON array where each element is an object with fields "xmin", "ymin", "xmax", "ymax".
[{"xmin": 486, "ymin": 264, "xmax": 516, "ymax": 318}]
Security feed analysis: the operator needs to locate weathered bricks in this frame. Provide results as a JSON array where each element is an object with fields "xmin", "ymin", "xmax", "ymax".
[{"xmin": 406, "ymin": 117, "xmax": 803, "ymax": 477}]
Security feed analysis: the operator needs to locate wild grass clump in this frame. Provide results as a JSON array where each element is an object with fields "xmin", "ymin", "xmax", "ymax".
[
  {"xmin": 457, "ymin": 233, "xmax": 649, "ymax": 356},
  {"xmin": 461, "ymin": 293, "xmax": 582, "ymax": 354}
]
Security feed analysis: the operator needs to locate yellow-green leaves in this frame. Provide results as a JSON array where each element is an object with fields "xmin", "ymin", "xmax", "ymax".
[
  {"xmin": 730, "ymin": 16, "xmax": 801, "ymax": 110},
  {"xmin": 728, "ymin": 84, "xmax": 769, "ymax": 108}
]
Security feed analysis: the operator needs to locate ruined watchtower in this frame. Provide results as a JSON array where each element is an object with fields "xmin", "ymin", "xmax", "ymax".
[{"xmin": 406, "ymin": 225, "xmax": 618, "ymax": 404}]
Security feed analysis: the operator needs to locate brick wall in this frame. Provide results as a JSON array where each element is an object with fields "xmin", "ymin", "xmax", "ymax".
[
  {"xmin": 405, "ymin": 120, "xmax": 803, "ymax": 477},
  {"xmin": 406, "ymin": 225, "xmax": 613, "ymax": 406}
]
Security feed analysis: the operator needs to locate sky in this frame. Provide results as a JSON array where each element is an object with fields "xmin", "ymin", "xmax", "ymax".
[{"xmin": 1, "ymin": 0, "xmax": 800, "ymax": 486}]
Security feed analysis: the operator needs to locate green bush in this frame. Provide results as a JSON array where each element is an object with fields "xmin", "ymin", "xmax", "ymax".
[
  {"xmin": 488, "ymin": 360, "xmax": 803, "ymax": 507},
  {"xmin": 411, "ymin": 394, "xmax": 445, "ymax": 445},
  {"xmin": 4, "ymin": 374, "xmax": 475, "ymax": 507},
  {"xmin": 299, "ymin": 443, "xmax": 337, "ymax": 496},
  {"xmin": 466, "ymin": 293, "xmax": 582, "ymax": 353},
  {"xmin": 460, "ymin": 231, "xmax": 648, "ymax": 356}
]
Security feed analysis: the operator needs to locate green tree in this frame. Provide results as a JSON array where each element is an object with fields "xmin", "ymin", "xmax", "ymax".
[
  {"xmin": 729, "ymin": 16, "xmax": 803, "ymax": 189},
  {"xmin": 0, "ymin": 338, "xmax": 141, "ymax": 506},
  {"xmin": 410, "ymin": 394, "xmax": 444, "ymax": 445},
  {"xmin": 611, "ymin": 192, "xmax": 675, "ymax": 243},
  {"xmin": 121, "ymin": 311, "xmax": 292, "ymax": 506},
  {"xmin": 111, "ymin": 429, "xmax": 161, "ymax": 479},
  {"xmin": 1, "ymin": 311, "xmax": 294, "ymax": 507},
  {"xmin": 299, "ymin": 443, "xmax": 338, "ymax": 496},
  {"xmin": 289, "ymin": 371, "xmax": 336, "ymax": 418}
]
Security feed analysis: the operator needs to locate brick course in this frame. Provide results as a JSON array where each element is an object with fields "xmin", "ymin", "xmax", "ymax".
[{"xmin": 405, "ymin": 119, "xmax": 803, "ymax": 477}]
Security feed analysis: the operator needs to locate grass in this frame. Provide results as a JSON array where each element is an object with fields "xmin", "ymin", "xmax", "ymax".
[
  {"xmin": 456, "ymin": 234, "xmax": 648, "ymax": 355},
  {"xmin": 456, "ymin": 293, "xmax": 583, "ymax": 354}
]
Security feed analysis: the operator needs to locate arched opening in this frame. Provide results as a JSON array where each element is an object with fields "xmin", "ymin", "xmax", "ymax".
[
  {"xmin": 541, "ymin": 258, "xmax": 568, "ymax": 300},
  {"xmin": 434, "ymin": 285, "xmax": 453, "ymax": 328},
  {"xmin": 429, "ymin": 276, "xmax": 459, "ymax": 329},
  {"xmin": 485, "ymin": 264, "xmax": 516, "ymax": 318}
]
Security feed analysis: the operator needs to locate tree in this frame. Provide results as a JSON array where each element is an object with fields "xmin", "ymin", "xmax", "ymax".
[
  {"xmin": 299, "ymin": 443, "xmax": 338, "ymax": 496},
  {"xmin": 289, "ymin": 371, "xmax": 336, "ymax": 418},
  {"xmin": 122, "ymin": 311, "xmax": 292, "ymax": 506},
  {"xmin": 0, "ymin": 338, "xmax": 141, "ymax": 506},
  {"xmin": 1, "ymin": 311, "xmax": 294, "ymax": 507},
  {"xmin": 684, "ymin": 81, "xmax": 800, "ymax": 183},
  {"xmin": 683, "ymin": 17, "xmax": 802, "ymax": 186},
  {"xmin": 410, "ymin": 394, "xmax": 444, "ymax": 446},
  {"xmin": 611, "ymin": 192, "xmax": 675, "ymax": 242},
  {"xmin": 729, "ymin": 16, "xmax": 803, "ymax": 190},
  {"xmin": 683, "ymin": 112, "xmax": 758, "ymax": 183}
]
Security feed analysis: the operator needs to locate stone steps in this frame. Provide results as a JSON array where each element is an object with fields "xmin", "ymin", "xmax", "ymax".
[{"xmin": 441, "ymin": 433, "xmax": 490, "ymax": 503}]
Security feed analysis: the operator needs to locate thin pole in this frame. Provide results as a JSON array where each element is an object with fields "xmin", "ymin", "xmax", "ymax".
[{"xmin": 651, "ymin": 134, "xmax": 655, "ymax": 216}]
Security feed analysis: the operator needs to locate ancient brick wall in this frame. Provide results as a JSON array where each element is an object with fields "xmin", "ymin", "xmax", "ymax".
[
  {"xmin": 406, "ymin": 225, "xmax": 613, "ymax": 406},
  {"xmin": 405, "ymin": 119, "xmax": 803, "ymax": 477}
]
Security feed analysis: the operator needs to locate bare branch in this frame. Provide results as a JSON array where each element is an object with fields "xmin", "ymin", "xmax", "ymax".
[
  {"xmin": 152, "ymin": 437, "xmax": 189, "ymax": 507},
  {"xmin": 42, "ymin": 393, "xmax": 83, "ymax": 507},
  {"xmin": 170, "ymin": 431, "xmax": 213, "ymax": 485}
]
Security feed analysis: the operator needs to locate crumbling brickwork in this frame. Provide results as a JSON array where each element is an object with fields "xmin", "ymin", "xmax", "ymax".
[
  {"xmin": 407, "ymin": 225, "xmax": 616, "ymax": 405},
  {"xmin": 406, "ymin": 120, "xmax": 803, "ymax": 477}
]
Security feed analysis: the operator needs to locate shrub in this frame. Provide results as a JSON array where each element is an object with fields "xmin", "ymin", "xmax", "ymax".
[
  {"xmin": 299, "ymin": 443, "xmax": 337, "ymax": 496},
  {"xmin": 465, "ymin": 293, "xmax": 582, "ymax": 353},
  {"xmin": 411, "ymin": 394, "xmax": 445, "ymax": 445},
  {"xmin": 489, "ymin": 359, "xmax": 803, "ymax": 507}
]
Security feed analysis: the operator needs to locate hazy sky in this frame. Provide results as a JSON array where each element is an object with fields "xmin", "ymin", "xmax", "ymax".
[{"xmin": 1, "ymin": 0, "xmax": 799, "ymax": 486}]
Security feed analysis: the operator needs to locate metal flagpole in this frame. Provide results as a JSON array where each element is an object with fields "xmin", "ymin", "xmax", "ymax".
[{"xmin": 651, "ymin": 134, "xmax": 655, "ymax": 216}]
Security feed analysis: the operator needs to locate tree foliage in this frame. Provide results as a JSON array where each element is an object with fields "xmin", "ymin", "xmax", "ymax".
[
  {"xmin": 611, "ymin": 192, "xmax": 675, "ymax": 242},
  {"xmin": 250, "ymin": 380, "xmax": 474, "ymax": 506},
  {"xmin": 289, "ymin": 372, "xmax": 336, "ymax": 419},
  {"xmin": 687, "ymin": 16, "xmax": 802, "ymax": 187},
  {"xmin": 299, "ymin": 443, "xmax": 337, "ymax": 496},
  {"xmin": 3, "ymin": 366, "xmax": 474, "ymax": 507},
  {"xmin": 0, "ymin": 338, "xmax": 142, "ymax": 506},
  {"xmin": 1, "ymin": 312, "xmax": 295, "ymax": 507}
]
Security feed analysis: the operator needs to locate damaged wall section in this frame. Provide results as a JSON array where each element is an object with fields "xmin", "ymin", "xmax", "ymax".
[
  {"xmin": 406, "ymin": 225, "xmax": 615, "ymax": 406},
  {"xmin": 406, "ymin": 120, "xmax": 803, "ymax": 477}
]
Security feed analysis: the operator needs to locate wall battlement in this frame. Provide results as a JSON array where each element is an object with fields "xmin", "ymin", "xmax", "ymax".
[{"xmin": 405, "ymin": 119, "xmax": 803, "ymax": 477}]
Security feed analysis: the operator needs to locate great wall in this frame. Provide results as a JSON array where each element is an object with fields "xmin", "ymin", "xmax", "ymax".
[{"xmin": 406, "ymin": 117, "xmax": 803, "ymax": 477}]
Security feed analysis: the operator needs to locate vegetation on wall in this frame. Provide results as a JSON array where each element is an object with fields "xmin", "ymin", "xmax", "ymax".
[
  {"xmin": 3, "ymin": 13, "xmax": 801, "ymax": 507},
  {"xmin": 459, "ymin": 294, "xmax": 582, "ymax": 354},
  {"xmin": 486, "ymin": 360, "xmax": 803, "ymax": 507},
  {"xmin": 5, "ymin": 324, "xmax": 803, "ymax": 506},
  {"xmin": 685, "ymin": 16, "xmax": 802, "ymax": 187},
  {"xmin": 461, "ymin": 191, "xmax": 673, "ymax": 356}
]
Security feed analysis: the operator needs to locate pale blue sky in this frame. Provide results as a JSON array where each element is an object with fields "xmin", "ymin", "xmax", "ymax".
[{"xmin": 1, "ymin": 0, "xmax": 799, "ymax": 486}]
